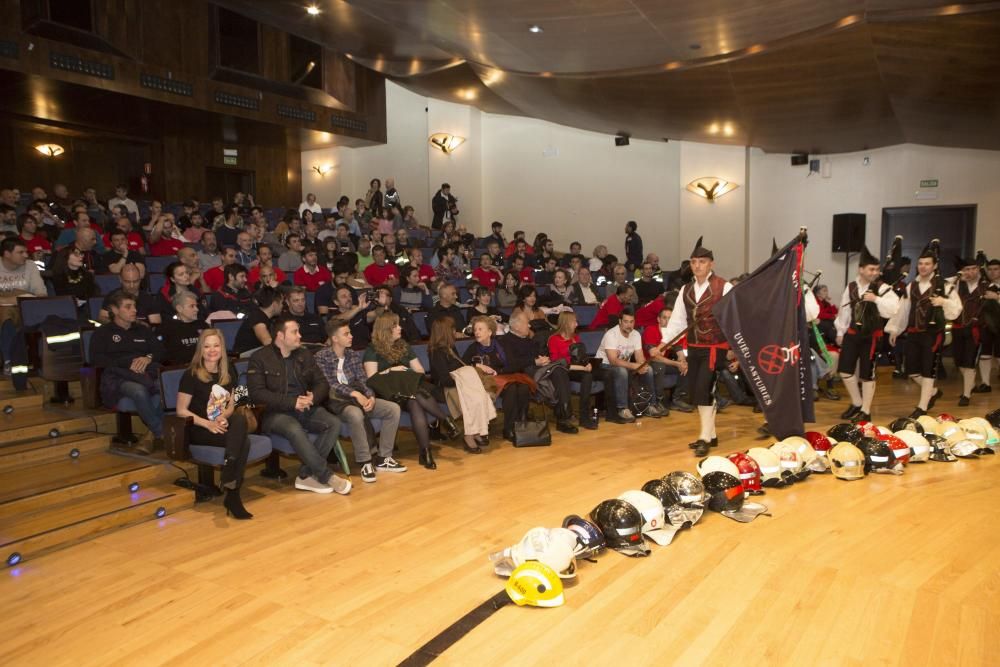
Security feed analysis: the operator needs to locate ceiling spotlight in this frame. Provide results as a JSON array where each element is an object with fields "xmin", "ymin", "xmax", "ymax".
[
  {"xmin": 528, "ymin": 25, "xmax": 543, "ymax": 33},
  {"xmin": 686, "ymin": 177, "xmax": 740, "ymax": 201},
  {"xmin": 34, "ymin": 143, "xmax": 64, "ymax": 157},
  {"xmin": 306, "ymin": 5, "xmax": 320, "ymax": 15}
]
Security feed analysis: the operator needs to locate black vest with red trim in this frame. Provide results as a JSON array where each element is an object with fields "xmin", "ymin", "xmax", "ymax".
[
  {"xmin": 954, "ymin": 279, "xmax": 983, "ymax": 327},
  {"xmin": 848, "ymin": 281, "xmax": 883, "ymax": 336},
  {"xmin": 907, "ymin": 281, "xmax": 936, "ymax": 332},
  {"xmin": 682, "ymin": 274, "xmax": 727, "ymax": 345}
]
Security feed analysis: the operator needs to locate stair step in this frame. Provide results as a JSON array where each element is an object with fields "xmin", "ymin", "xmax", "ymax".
[
  {"xmin": 0, "ymin": 452, "xmax": 171, "ymax": 516},
  {"xmin": 0, "ymin": 407, "xmax": 113, "ymax": 445},
  {"xmin": 0, "ymin": 433, "xmax": 113, "ymax": 471},
  {"xmin": 0, "ymin": 486, "xmax": 191, "ymax": 563},
  {"xmin": 0, "ymin": 388, "xmax": 43, "ymax": 411}
]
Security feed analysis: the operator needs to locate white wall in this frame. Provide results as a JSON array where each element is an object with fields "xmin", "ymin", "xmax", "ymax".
[
  {"xmin": 302, "ymin": 81, "xmax": 1000, "ymax": 292},
  {"xmin": 749, "ymin": 144, "xmax": 1000, "ymax": 291}
]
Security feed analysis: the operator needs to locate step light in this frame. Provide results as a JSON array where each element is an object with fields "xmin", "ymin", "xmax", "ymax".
[
  {"xmin": 69, "ymin": 448, "xmax": 80, "ymax": 459},
  {"xmin": 155, "ymin": 507, "xmax": 167, "ymax": 518},
  {"xmin": 128, "ymin": 482, "xmax": 140, "ymax": 493},
  {"xmin": 7, "ymin": 552, "xmax": 22, "ymax": 567}
]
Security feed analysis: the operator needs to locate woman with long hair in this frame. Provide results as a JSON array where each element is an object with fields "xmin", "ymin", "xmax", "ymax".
[
  {"xmin": 496, "ymin": 271, "xmax": 520, "ymax": 308},
  {"xmin": 363, "ymin": 312, "xmax": 458, "ymax": 469},
  {"xmin": 301, "ymin": 209, "xmax": 314, "ymax": 226},
  {"xmin": 175, "ymin": 330, "xmax": 255, "ymax": 519},
  {"xmin": 470, "ymin": 286, "xmax": 507, "ymax": 325},
  {"xmin": 427, "ymin": 317, "xmax": 492, "ymax": 454},
  {"xmin": 366, "ymin": 178, "xmax": 383, "ymax": 213},
  {"xmin": 547, "ymin": 311, "xmax": 599, "ymax": 429},
  {"xmin": 512, "ymin": 285, "xmax": 551, "ymax": 325},
  {"xmin": 545, "ymin": 268, "xmax": 576, "ymax": 306},
  {"xmin": 160, "ymin": 261, "xmax": 203, "ymax": 319},
  {"xmin": 462, "ymin": 315, "xmax": 531, "ymax": 441}
]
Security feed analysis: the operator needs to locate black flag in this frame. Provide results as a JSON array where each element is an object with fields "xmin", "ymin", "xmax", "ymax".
[{"xmin": 713, "ymin": 237, "xmax": 814, "ymax": 438}]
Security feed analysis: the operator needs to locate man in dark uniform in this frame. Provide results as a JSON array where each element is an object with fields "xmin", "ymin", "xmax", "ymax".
[
  {"xmin": 285, "ymin": 286, "xmax": 326, "ymax": 346},
  {"xmin": 659, "ymin": 237, "xmax": 732, "ymax": 456},
  {"xmin": 974, "ymin": 258, "xmax": 1000, "ymax": 392},
  {"xmin": 949, "ymin": 256, "xmax": 987, "ymax": 405},
  {"xmin": 886, "ymin": 241, "xmax": 962, "ymax": 418},
  {"xmin": 833, "ymin": 246, "xmax": 899, "ymax": 423},
  {"xmin": 207, "ymin": 264, "xmax": 253, "ymax": 317}
]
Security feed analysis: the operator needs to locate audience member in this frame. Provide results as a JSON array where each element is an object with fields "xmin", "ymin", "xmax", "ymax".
[
  {"xmin": 285, "ymin": 286, "xmax": 326, "ymax": 345},
  {"xmin": 248, "ymin": 315, "xmax": 351, "ymax": 495},
  {"xmin": 197, "ymin": 231, "xmax": 222, "ymax": 270},
  {"xmin": 208, "ymin": 264, "xmax": 253, "ymax": 317},
  {"xmin": 98, "ymin": 264, "xmax": 162, "ymax": 325},
  {"xmin": 462, "ymin": 315, "xmax": 531, "ymax": 442},
  {"xmin": 90, "ymin": 291, "xmax": 165, "ymax": 454},
  {"xmin": 596, "ymin": 309, "xmax": 664, "ymax": 423},
  {"xmin": 427, "ymin": 283, "xmax": 466, "ymax": 335},
  {"xmin": 159, "ymin": 291, "xmax": 207, "ymax": 365},
  {"xmin": 293, "ymin": 245, "xmax": 332, "ymax": 291},
  {"xmin": 427, "ymin": 316, "xmax": 493, "ymax": 453},
  {"xmin": 233, "ymin": 287, "xmax": 283, "ymax": 356}
]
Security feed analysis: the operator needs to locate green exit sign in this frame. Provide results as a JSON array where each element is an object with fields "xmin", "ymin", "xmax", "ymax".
[
  {"xmin": 223, "ymin": 156, "xmax": 237, "ymax": 166},
  {"xmin": 920, "ymin": 179, "xmax": 938, "ymax": 188}
]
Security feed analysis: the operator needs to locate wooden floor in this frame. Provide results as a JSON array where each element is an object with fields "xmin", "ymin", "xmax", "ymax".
[{"xmin": 1, "ymin": 371, "xmax": 998, "ymax": 666}]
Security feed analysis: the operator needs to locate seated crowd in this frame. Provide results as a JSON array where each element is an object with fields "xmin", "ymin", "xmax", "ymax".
[{"xmin": 0, "ymin": 181, "xmax": 792, "ymax": 520}]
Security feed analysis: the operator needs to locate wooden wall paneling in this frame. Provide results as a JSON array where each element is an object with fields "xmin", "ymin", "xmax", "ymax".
[
  {"xmin": 260, "ymin": 23, "xmax": 288, "ymax": 83},
  {"xmin": 324, "ymin": 50, "xmax": 356, "ymax": 111},
  {"xmin": 138, "ymin": 0, "xmax": 210, "ymax": 76},
  {"xmin": 92, "ymin": 0, "xmax": 142, "ymax": 60}
]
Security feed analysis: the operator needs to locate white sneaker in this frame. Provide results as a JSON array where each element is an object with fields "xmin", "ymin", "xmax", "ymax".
[
  {"xmin": 295, "ymin": 475, "xmax": 333, "ymax": 494},
  {"xmin": 329, "ymin": 474, "xmax": 352, "ymax": 495}
]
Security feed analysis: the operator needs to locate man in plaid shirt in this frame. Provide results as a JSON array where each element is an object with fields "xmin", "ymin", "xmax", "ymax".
[{"xmin": 314, "ymin": 317, "xmax": 405, "ymax": 483}]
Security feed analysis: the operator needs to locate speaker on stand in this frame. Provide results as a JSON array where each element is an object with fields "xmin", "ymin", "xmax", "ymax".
[{"xmin": 832, "ymin": 213, "xmax": 866, "ymax": 287}]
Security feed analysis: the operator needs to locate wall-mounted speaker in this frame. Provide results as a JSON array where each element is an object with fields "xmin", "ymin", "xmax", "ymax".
[
  {"xmin": 832, "ymin": 213, "xmax": 865, "ymax": 253},
  {"xmin": 614, "ymin": 134, "xmax": 630, "ymax": 147},
  {"xmin": 790, "ymin": 153, "xmax": 808, "ymax": 166}
]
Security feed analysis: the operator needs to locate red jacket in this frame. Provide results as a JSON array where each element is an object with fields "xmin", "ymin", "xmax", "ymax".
[{"xmin": 818, "ymin": 299, "xmax": 838, "ymax": 321}]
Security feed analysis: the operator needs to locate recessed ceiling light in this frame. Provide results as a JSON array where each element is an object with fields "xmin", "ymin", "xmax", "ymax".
[
  {"xmin": 306, "ymin": 5, "xmax": 320, "ymax": 15},
  {"xmin": 528, "ymin": 25, "xmax": 543, "ymax": 34}
]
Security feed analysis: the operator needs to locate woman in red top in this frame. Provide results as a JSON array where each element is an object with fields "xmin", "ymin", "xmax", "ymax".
[
  {"xmin": 814, "ymin": 284, "xmax": 838, "ymax": 345},
  {"xmin": 548, "ymin": 311, "xmax": 599, "ymax": 429}
]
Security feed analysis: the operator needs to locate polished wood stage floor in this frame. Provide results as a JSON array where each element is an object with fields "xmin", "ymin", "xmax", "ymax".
[{"xmin": 2, "ymin": 372, "xmax": 998, "ymax": 666}]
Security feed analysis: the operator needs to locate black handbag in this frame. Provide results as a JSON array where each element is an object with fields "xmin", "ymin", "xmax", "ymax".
[{"xmin": 513, "ymin": 403, "xmax": 552, "ymax": 447}]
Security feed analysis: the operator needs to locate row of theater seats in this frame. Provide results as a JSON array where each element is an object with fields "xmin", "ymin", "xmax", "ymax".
[{"xmin": 18, "ymin": 294, "xmax": 609, "ymax": 492}]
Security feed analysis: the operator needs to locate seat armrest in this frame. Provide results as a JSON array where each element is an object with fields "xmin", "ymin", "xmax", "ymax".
[
  {"xmin": 163, "ymin": 414, "xmax": 193, "ymax": 460},
  {"xmin": 79, "ymin": 365, "xmax": 102, "ymax": 410}
]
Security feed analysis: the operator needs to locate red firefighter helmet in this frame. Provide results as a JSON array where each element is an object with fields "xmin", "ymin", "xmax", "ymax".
[
  {"xmin": 936, "ymin": 413, "xmax": 957, "ymax": 423},
  {"xmin": 805, "ymin": 432, "xmax": 834, "ymax": 456},
  {"xmin": 878, "ymin": 433, "xmax": 912, "ymax": 465},
  {"xmin": 726, "ymin": 452, "xmax": 763, "ymax": 496}
]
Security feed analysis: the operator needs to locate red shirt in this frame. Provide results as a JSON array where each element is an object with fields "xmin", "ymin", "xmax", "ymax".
[
  {"xmin": 636, "ymin": 294, "xmax": 665, "ymax": 329},
  {"xmin": 150, "ymin": 238, "xmax": 185, "ymax": 257},
  {"xmin": 547, "ymin": 333, "xmax": 580, "ymax": 364},
  {"xmin": 103, "ymin": 231, "xmax": 145, "ymax": 253},
  {"xmin": 642, "ymin": 324, "xmax": 662, "ymax": 353},
  {"xmin": 517, "ymin": 267, "xmax": 535, "ymax": 284},
  {"xmin": 472, "ymin": 266, "xmax": 501, "ymax": 290},
  {"xmin": 21, "ymin": 235, "xmax": 52, "ymax": 254},
  {"xmin": 247, "ymin": 265, "xmax": 286, "ymax": 287},
  {"xmin": 203, "ymin": 265, "xmax": 226, "ymax": 292},
  {"xmin": 364, "ymin": 262, "xmax": 400, "ymax": 287},
  {"xmin": 590, "ymin": 294, "xmax": 623, "ymax": 329},
  {"xmin": 294, "ymin": 265, "xmax": 332, "ymax": 291},
  {"xmin": 818, "ymin": 299, "xmax": 838, "ymax": 321},
  {"xmin": 416, "ymin": 263, "xmax": 436, "ymax": 284},
  {"xmin": 504, "ymin": 242, "xmax": 535, "ymax": 257}
]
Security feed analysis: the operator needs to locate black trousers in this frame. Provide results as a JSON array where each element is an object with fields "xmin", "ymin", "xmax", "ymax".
[
  {"xmin": 982, "ymin": 326, "xmax": 999, "ymax": 358},
  {"xmin": 951, "ymin": 326, "xmax": 981, "ymax": 369},
  {"xmin": 905, "ymin": 330, "xmax": 943, "ymax": 379},
  {"xmin": 189, "ymin": 412, "xmax": 251, "ymax": 488},
  {"xmin": 837, "ymin": 333, "xmax": 878, "ymax": 381},
  {"xmin": 687, "ymin": 346, "xmax": 727, "ymax": 406},
  {"xmin": 500, "ymin": 384, "xmax": 530, "ymax": 431}
]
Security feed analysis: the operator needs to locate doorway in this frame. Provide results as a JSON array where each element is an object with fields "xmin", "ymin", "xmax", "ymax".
[
  {"xmin": 205, "ymin": 167, "xmax": 255, "ymax": 204},
  {"xmin": 880, "ymin": 205, "xmax": 977, "ymax": 272}
]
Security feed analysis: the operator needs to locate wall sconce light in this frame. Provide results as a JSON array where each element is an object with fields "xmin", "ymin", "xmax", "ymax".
[
  {"xmin": 312, "ymin": 164, "xmax": 333, "ymax": 176},
  {"xmin": 429, "ymin": 133, "xmax": 466, "ymax": 154},
  {"xmin": 685, "ymin": 177, "xmax": 739, "ymax": 201},
  {"xmin": 35, "ymin": 143, "xmax": 65, "ymax": 157}
]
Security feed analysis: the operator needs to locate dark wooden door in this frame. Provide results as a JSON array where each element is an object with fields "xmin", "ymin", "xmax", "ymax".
[
  {"xmin": 204, "ymin": 167, "xmax": 255, "ymax": 204},
  {"xmin": 880, "ymin": 205, "xmax": 976, "ymax": 274}
]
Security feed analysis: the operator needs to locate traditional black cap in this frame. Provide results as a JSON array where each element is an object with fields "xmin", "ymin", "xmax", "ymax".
[
  {"xmin": 690, "ymin": 236, "xmax": 713, "ymax": 260},
  {"xmin": 771, "ymin": 238, "xmax": 778, "ymax": 255},
  {"xmin": 919, "ymin": 238, "xmax": 940, "ymax": 261},
  {"xmin": 954, "ymin": 255, "xmax": 977, "ymax": 270},
  {"xmin": 975, "ymin": 250, "xmax": 988, "ymax": 267},
  {"xmin": 858, "ymin": 245, "xmax": 879, "ymax": 267}
]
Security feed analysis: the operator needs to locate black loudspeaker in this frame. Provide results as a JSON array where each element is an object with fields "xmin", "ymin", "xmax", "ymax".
[
  {"xmin": 615, "ymin": 134, "xmax": 630, "ymax": 147},
  {"xmin": 832, "ymin": 213, "xmax": 865, "ymax": 253},
  {"xmin": 791, "ymin": 153, "xmax": 808, "ymax": 166}
]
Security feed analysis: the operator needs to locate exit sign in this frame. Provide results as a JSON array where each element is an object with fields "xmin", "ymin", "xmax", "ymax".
[
  {"xmin": 223, "ymin": 156, "xmax": 237, "ymax": 166},
  {"xmin": 920, "ymin": 179, "xmax": 938, "ymax": 188}
]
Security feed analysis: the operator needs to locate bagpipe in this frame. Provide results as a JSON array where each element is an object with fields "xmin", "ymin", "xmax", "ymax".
[
  {"xmin": 925, "ymin": 239, "xmax": 950, "ymax": 333},
  {"xmin": 850, "ymin": 236, "xmax": 900, "ymax": 337}
]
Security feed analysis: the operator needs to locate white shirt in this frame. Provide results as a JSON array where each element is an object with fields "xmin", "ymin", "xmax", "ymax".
[
  {"xmin": 833, "ymin": 277, "xmax": 900, "ymax": 338},
  {"xmin": 804, "ymin": 288, "xmax": 820, "ymax": 323},
  {"xmin": 597, "ymin": 326, "xmax": 643, "ymax": 364},
  {"xmin": 885, "ymin": 276, "xmax": 963, "ymax": 335},
  {"xmin": 108, "ymin": 196, "xmax": 139, "ymax": 217},
  {"xmin": 299, "ymin": 201, "xmax": 323, "ymax": 215},
  {"xmin": 660, "ymin": 272, "xmax": 733, "ymax": 345}
]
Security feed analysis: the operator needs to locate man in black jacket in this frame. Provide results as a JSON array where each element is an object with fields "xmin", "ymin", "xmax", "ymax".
[
  {"xmin": 90, "ymin": 291, "xmax": 166, "ymax": 454},
  {"xmin": 247, "ymin": 315, "xmax": 351, "ymax": 495},
  {"xmin": 431, "ymin": 183, "xmax": 456, "ymax": 230}
]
